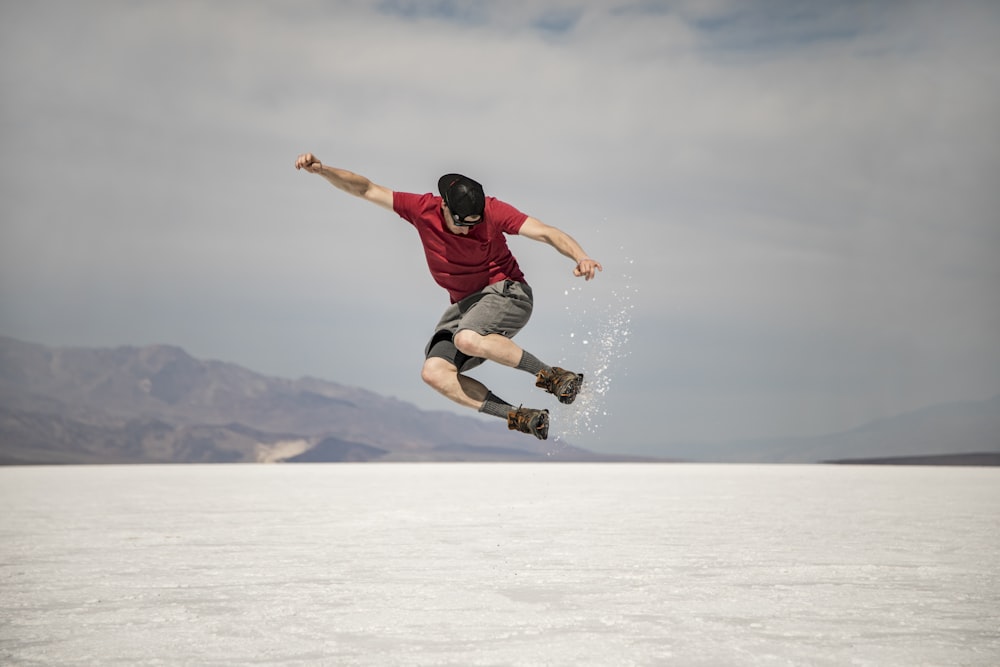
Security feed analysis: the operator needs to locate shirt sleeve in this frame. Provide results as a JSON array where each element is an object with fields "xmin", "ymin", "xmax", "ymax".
[
  {"xmin": 486, "ymin": 198, "xmax": 529, "ymax": 234},
  {"xmin": 392, "ymin": 191, "xmax": 429, "ymax": 225}
]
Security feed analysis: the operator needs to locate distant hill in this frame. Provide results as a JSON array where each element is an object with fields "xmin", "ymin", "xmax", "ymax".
[
  {"xmin": 4, "ymin": 335, "xmax": 994, "ymax": 465},
  {"xmin": 0, "ymin": 336, "xmax": 644, "ymax": 464},
  {"xmin": 660, "ymin": 395, "xmax": 1000, "ymax": 464},
  {"xmin": 825, "ymin": 453, "xmax": 1000, "ymax": 466}
]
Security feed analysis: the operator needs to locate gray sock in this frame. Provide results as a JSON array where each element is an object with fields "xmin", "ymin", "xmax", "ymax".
[
  {"xmin": 479, "ymin": 392, "xmax": 514, "ymax": 419},
  {"xmin": 515, "ymin": 351, "xmax": 549, "ymax": 376}
]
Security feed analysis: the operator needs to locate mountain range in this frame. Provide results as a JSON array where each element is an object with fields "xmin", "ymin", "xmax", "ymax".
[
  {"xmin": 651, "ymin": 394, "xmax": 1000, "ymax": 464},
  {"xmin": 1, "ymin": 335, "xmax": 997, "ymax": 465},
  {"xmin": 0, "ymin": 336, "xmax": 645, "ymax": 464}
]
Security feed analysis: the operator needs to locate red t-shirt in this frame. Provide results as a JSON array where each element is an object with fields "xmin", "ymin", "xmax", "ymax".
[{"xmin": 393, "ymin": 191, "xmax": 528, "ymax": 303}]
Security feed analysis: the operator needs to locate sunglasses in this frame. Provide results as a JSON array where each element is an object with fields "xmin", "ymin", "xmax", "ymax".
[
  {"xmin": 451, "ymin": 212, "xmax": 483, "ymax": 227},
  {"xmin": 445, "ymin": 201, "xmax": 483, "ymax": 227}
]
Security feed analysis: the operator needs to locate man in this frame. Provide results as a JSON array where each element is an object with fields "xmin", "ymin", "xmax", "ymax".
[{"xmin": 294, "ymin": 153, "xmax": 602, "ymax": 440}]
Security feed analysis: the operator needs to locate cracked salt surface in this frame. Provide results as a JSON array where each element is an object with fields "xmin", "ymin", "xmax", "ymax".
[{"xmin": 1, "ymin": 464, "xmax": 998, "ymax": 666}]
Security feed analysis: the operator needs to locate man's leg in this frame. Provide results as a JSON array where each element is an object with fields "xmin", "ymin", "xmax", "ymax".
[
  {"xmin": 421, "ymin": 355, "xmax": 549, "ymax": 439},
  {"xmin": 452, "ymin": 330, "xmax": 524, "ymax": 368},
  {"xmin": 420, "ymin": 356, "xmax": 489, "ymax": 410},
  {"xmin": 452, "ymin": 330, "xmax": 584, "ymax": 405}
]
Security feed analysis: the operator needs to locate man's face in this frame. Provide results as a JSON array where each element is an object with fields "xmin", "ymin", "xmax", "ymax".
[{"xmin": 442, "ymin": 203, "xmax": 481, "ymax": 235}]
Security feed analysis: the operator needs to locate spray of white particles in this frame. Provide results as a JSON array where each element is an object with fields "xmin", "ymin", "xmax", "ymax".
[{"xmin": 547, "ymin": 255, "xmax": 637, "ymax": 452}]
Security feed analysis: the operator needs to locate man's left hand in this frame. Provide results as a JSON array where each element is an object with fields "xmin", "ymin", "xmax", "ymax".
[{"xmin": 574, "ymin": 258, "xmax": 603, "ymax": 281}]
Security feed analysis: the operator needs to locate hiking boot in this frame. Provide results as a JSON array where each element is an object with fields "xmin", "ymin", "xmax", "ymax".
[
  {"xmin": 535, "ymin": 367, "xmax": 584, "ymax": 405},
  {"xmin": 507, "ymin": 406, "xmax": 549, "ymax": 440}
]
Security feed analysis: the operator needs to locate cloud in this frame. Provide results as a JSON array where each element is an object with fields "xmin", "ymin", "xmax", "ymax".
[{"xmin": 1, "ymin": 0, "xmax": 998, "ymax": 451}]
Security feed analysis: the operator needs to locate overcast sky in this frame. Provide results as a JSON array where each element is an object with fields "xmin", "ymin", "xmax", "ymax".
[{"xmin": 2, "ymin": 1, "xmax": 998, "ymax": 455}]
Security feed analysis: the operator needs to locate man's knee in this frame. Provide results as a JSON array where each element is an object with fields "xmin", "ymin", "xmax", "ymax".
[
  {"xmin": 453, "ymin": 329, "xmax": 483, "ymax": 356},
  {"xmin": 421, "ymin": 357, "xmax": 456, "ymax": 389}
]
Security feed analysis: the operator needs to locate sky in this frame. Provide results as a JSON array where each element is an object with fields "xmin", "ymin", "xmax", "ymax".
[{"xmin": 1, "ymin": 0, "xmax": 998, "ymax": 456}]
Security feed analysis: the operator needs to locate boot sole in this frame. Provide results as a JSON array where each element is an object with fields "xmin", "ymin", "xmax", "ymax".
[{"xmin": 557, "ymin": 374, "xmax": 583, "ymax": 405}]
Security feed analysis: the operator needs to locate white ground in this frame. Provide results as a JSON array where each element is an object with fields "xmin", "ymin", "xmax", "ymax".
[{"xmin": 1, "ymin": 463, "xmax": 997, "ymax": 666}]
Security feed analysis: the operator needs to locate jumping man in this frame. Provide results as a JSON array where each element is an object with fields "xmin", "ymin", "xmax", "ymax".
[{"xmin": 294, "ymin": 153, "xmax": 603, "ymax": 439}]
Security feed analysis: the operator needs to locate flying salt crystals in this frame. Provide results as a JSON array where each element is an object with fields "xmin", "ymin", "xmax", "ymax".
[{"xmin": 549, "ymin": 256, "xmax": 637, "ymax": 449}]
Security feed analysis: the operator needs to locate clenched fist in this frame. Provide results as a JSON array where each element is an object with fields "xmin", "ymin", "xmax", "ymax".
[{"xmin": 295, "ymin": 153, "xmax": 323, "ymax": 173}]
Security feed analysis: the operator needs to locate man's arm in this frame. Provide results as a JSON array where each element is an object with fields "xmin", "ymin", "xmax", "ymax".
[
  {"xmin": 294, "ymin": 153, "xmax": 394, "ymax": 211},
  {"xmin": 518, "ymin": 217, "xmax": 603, "ymax": 281}
]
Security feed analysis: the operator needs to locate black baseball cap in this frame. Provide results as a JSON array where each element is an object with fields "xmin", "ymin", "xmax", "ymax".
[{"xmin": 438, "ymin": 173, "xmax": 485, "ymax": 222}]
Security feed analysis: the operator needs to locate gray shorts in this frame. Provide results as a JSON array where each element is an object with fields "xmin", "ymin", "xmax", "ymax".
[{"xmin": 424, "ymin": 279, "xmax": 534, "ymax": 373}]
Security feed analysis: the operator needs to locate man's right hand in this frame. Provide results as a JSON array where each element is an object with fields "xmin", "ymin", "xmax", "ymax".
[{"xmin": 295, "ymin": 153, "xmax": 323, "ymax": 174}]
